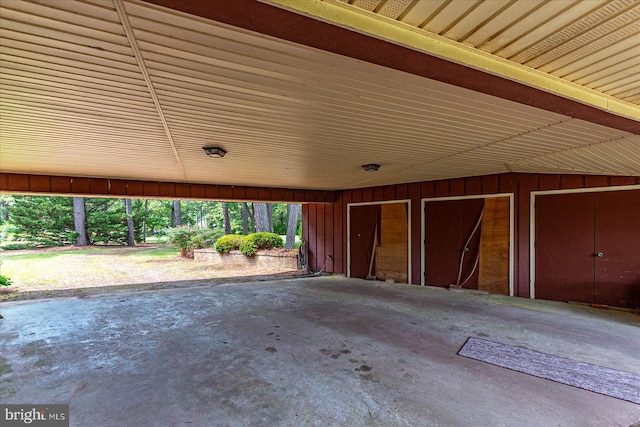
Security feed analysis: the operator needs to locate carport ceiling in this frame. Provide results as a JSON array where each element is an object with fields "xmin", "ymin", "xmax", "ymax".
[{"xmin": 0, "ymin": 0, "xmax": 639, "ymax": 191}]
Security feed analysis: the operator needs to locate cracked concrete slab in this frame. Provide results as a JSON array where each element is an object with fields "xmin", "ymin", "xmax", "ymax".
[{"xmin": 1, "ymin": 276, "xmax": 639, "ymax": 426}]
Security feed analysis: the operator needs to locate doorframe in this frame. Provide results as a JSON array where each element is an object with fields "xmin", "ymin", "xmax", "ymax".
[
  {"xmin": 529, "ymin": 184, "xmax": 640, "ymax": 300},
  {"xmin": 421, "ymin": 193, "xmax": 515, "ymax": 296},
  {"xmin": 347, "ymin": 199, "xmax": 411, "ymax": 283}
]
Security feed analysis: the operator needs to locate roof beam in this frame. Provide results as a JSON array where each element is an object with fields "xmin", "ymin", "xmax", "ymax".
[
  {"xmin": 267, "ymin": 0, "xmax": 639, "ymax": 123},
  {"xmin": 0, "ymin": 173, "xmax": 335, "ymax": 203}
]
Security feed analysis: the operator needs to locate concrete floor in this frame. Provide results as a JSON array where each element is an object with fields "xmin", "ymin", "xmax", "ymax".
[{"xmin": 1, "ymin": 276, "xmax": 639, "ymax": 427}]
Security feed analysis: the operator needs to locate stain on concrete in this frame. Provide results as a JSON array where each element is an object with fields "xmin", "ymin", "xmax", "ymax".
[
  {"xmin": 19, "ymin": 339, "xmax": 51, "ymax": 357},
  {"xmin": 1, "ymin": 277, "xmax": 638, "ymax": 426},
  {"xmin": 0, "ymin": 357, "xmax": 16, "ymax": 399}
]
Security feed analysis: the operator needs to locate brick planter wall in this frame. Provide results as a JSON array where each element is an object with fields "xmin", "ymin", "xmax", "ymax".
[{"xmin": 194, "ymin": 249, "xmax": 299, "ymax": 270}]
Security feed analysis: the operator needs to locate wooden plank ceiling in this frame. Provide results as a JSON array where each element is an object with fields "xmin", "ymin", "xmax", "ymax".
[
  {"xmin": 338, "ymin": 0, "xmax": 640, "ymax": 105},
  {"xmin": 0, "ymin": 0, "xmax": 638, "ymax": 192}
]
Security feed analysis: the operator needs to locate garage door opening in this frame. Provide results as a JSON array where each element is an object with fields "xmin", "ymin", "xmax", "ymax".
[
  {"xmin": 0, "ymin": 195, "xmax": 304, "ymax": 299},
  {"xmin": 348, "ymin": 201, "xmax": 410, "ymax": 283},
  {"xmin": 422, "ymin": 194, "xmax": 514, "ymax": 295}
]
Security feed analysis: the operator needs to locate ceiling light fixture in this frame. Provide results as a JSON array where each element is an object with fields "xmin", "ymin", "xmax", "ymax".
[
  {"xmin": 202, "ymin": 146, "xmax": 227, "ymax": 158},
  {"xmin": 362, "ymin": 163, "xmax": 380, "ymax": 172}
]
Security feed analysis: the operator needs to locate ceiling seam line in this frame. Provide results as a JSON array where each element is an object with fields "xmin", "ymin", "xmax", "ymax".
[
  {"xmin": 113, "ymin": 0, "xmax": 187, "ymax": 179},
  {"xmin": 345, "ymin": 118, "xmax": 573, "ymax": 188},
  {"xmin": 509, "ymin": 134, "xmax": 637, "ymax": 167}
]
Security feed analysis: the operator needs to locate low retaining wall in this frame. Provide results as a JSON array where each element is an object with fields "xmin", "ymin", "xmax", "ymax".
[{"xmin": 194, "ymin": 249, "xmax": 299, "ymax": 270}]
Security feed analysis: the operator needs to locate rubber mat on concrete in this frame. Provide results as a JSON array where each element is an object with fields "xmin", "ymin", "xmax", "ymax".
[{"xmin": 458, "ymin": 337, "xmax": 640, "ymax": 404}]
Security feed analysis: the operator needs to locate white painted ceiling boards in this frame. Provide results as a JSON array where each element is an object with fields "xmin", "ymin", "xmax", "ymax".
[{"xmin": 1, "ymin": 0, "xmax": 638, "ymax": 191}]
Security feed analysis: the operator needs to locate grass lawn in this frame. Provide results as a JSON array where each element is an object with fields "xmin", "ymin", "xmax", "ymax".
[{"xmin": 0, "ymin": 244, "xmax": 300, "ymax": 300}]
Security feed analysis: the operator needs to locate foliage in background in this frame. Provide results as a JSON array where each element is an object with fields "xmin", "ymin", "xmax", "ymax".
[
  {"xmin": 0, "ymin": 195, "xmax": 301, "ymax": 250},
  {"xmin": 85, "ymin": 198, "xmax": 128, "ymax": 244},
  {"xmin": 239, "ymin": 232, "xmax": 283, "ymax": 257},
  {"xmin": 215, "ymin": 234, "xmax": 245, "ymax": 253},
  {"xmin": 166, "ymin": 226, "xmax": 221, "ymax": 258},
  {"xmin": 9, "ymin": 196, "xmax": 76, "ymax": 246},
  {"xmin": 0, "ymin": 275, "xmax": 11, "ymax": 287}
]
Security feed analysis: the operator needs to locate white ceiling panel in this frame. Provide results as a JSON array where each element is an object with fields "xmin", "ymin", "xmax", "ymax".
[{"xmin": 0, "ymin": 0, "xmax": 638, "ymax": 193}]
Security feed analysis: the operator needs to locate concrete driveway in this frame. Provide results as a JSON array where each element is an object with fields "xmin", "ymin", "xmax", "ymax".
[{"xmin": 1, "ymin": 276, "xmax": 639, "ymax": 426}]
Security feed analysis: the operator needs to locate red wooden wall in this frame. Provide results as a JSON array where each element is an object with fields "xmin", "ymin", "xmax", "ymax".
[{"xmin": 303, "ymin": 173, "xmax": 640, "ymax": 298}]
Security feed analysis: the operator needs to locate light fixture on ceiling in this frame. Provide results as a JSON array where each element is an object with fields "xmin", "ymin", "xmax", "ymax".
[
  {"xmin": 202, "ymin": 146, "xmax": 227, "ymax": 158},
  {"xmin": 362, "ymin": 163, "xmax": 380, "ymax": 172}
]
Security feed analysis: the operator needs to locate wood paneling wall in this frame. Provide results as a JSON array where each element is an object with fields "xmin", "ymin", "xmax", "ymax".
[{"xmin": 303, "ymin": 173, "xmax": 640, "ymax": 298}]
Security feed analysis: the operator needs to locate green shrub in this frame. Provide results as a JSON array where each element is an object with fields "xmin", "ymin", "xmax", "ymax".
[
  {"xmin": 239, "ymin": 238, "xmax": 258, "ymax": 257},
  {"xmin": 215, "ymin": 234, "xmax": 245, "ymax": 253},
  {"xmin": 0, "ymin": 242, "xmax": 38, "ymax": 251},
  {"xmin": 166, "ymin": 226, "xmax": 220, "ymax": 258},
  {"xmin": 0, "ymin": 275, "xmax": 11, "ymax": 287},
  {"xmin": 239, "ymin": 232, "xmax": 283, "ymax": 257}
]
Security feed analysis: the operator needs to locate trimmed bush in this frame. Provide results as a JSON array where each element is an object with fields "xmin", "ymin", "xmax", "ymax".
[
  {"xmin": 215, "ymin": 234, "xmax": 245, "ymax": 253},
  {"xmin": 239, "ymin": 232, "xmax": 283, "ymax": 257},
  {"xmin": 166, "ymin": 226, "xmax": 221, "ymax": 258}
]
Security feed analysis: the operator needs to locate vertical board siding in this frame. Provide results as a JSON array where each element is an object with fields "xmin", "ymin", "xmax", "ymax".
[
  {"xmin": 333, "ymin": 192, "xmax": 343, "ymax": 274},
  {"xmin": 316, "ymin": 204, "xmax": 326, "ymax": 271},
  {"xmin": 517, "ymin": 174, "xmax": 538, "ymax": 298},
  {"xmin": 409, "ymin": 182, "xmax": 422, "ymax": 285},
  {"xmin": 308, "ymin": 204, "xmax": 317, "ymax": 271},
  {"xmin": 302, "ymin": 173, "xmax": 640, "ymax": 298}
]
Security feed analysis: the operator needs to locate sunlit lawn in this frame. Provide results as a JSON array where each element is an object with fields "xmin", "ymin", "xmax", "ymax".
[{"xmin": 0, "ymin": 244, "xmax": 291, "ymax": 294}]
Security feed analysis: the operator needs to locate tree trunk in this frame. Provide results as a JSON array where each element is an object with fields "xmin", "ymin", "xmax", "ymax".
[
  {"xmin": 124, "ymin": 199, "xmax": 135, "ymax": 247},
  {"xmin": 254, "ymin": 203, "xmax": 270, "ymax": 232},
  {"xmin": 266, "ymin": 203, "xmax": 274, "ymax": 232},
  {"xmin": 222, "ymin": 202, "xmax": 232, "ymax": 234},
  {"xmin": 173, "ymin": 200, "xmax": 183, "ymax": 226},
  {"xmin": 142, "ymin": 199, "xmax": 148, "ymax": 243},
  {"xmin": 242, "ymin": 202, "xmax": 249, "ymax": 235},
  {"xmin": 285, "ymin": 204, "xmax": 300, "ymax": 249},
  {"xmin": 73, "ymin": 197, "xmax": 88, "ymax": 246},
  {"xmin": 249, "ymin": 203, "xmax": 256, "ymax": 232}
]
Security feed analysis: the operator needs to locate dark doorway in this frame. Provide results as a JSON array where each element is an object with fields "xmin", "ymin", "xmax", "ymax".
[
  {"xmin": 349, "ymin": 203, "xmax": 409, "ymax": 281},
  {"xmin": 349, "ymin": 204, "xmax": 380, "ymax": 279},
  {"xmin": 424, "ymin": 196, "xmax": 511, "ymax": 294}
]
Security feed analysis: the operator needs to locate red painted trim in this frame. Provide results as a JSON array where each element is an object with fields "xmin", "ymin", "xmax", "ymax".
[
  {"xmin": 0, "ymin": 173, "xmax": 335, "ymax": 203},
  {"xmin": 143, "ymin": 0, "xmax": 640, "ymax": 134}
]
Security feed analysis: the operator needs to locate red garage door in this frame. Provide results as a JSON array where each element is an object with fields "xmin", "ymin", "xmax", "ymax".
[{"xmin": 535, "ymin": 189, "xmax": 640, "ymax": 309}]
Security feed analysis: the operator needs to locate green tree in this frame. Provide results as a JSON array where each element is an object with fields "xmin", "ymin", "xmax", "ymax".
[
  {"xmin": 10, "ymin": 196, "xmax": 76, "ymax": 246},
  {"xmin": 85, "ymin": 198, "xmax": 127, "ymax": 244}
]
